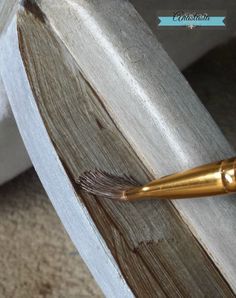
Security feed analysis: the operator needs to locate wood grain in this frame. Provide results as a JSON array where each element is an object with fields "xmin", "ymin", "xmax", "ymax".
[
  {"xmin": 1, "ymin": 17, "xmax": 133, "ymax": 298},
  {"xmin": 32, "ymin": 0, "xmax": 236, "ymax": 292},
  {"xmin": 14, "ymin": 3, "xmax": 234, "ymax": 296}
]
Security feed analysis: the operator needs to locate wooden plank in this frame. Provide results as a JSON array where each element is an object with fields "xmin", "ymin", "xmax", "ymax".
[
  {"xmin": 16, "ymin": 6, "xmax": 235, "ymax": 296},
  {"xmin": 0, "ymin": 17, "xmax": 133, "ymax": 298},
  {"xmin": 15, "ymin": 1, "xmax": 236, "ymax": 295},
  {"xmin": 32, "ymin": 0, "xmax": 236, "ymax": 291},
  {"xmin": 0, "ymin": 1, "xmax": 235, "ymax": 296}
]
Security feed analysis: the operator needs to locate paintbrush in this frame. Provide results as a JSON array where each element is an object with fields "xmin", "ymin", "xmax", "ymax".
[{"xmin": 78, "ymin": 157, "xmax": 236, "ymax": 201}]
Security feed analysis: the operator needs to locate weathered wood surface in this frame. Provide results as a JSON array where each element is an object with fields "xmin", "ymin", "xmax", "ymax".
[
  {"xmin": 1, "ymin": 0, "xmax": 236, "ymax": 296},
  {"xmin": 1, "ymin": 18, "xmax": 132, "ymax": 298},
  {"xmin": 29, "ymin": 0, "xmax": 236, "ymax": 291}
]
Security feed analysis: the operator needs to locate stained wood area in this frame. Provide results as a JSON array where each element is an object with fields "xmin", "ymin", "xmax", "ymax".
[{"xmin": 16, "ymin": 4, "xmax": 234, "ymax": 297}]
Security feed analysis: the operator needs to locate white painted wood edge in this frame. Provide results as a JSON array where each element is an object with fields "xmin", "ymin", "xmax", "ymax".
[
  {"xmin": 0, "ymin": 16, "xmax": 133, "ymax": 298},
  {"xmin": 37, "ymin": 0, "xmax": 236, "ymax": 290}
]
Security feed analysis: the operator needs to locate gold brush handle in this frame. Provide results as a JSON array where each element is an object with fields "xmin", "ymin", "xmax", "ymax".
[{"xmin": 125, "ymin": 158, "xmax": 236, "ymax": 200}]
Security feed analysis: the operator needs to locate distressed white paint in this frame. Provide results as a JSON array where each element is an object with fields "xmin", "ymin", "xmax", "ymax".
[
  {"xmin": 1, "ymin": 0, "xmax": 236, "ymax": 294},
  {"xmin": 36, "ymin": 0, "xmax": 236, "ymax": 290},
  {"xmin": 0, "ymin": 17, "xmax": 133, "ymax": 298}
]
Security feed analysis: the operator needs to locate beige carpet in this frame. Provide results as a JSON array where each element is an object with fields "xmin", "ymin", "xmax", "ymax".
[
  {"xmin": 0, "ymin": 170, "xmax": 103, "ymax": 298},
  {"xmin": 0, "ymin": 38, "xmax": 235, "ymax": 298}
]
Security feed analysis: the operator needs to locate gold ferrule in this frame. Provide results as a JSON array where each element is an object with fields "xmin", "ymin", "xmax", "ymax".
[{"xmin": 125, "ymin": 158, "xmax": 236, "ymax": 201}]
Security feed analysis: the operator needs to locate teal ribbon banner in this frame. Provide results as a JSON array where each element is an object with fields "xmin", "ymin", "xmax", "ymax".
[{"xmin": 158, "ymin": 16, "xmax": 225, "ymax": 27}]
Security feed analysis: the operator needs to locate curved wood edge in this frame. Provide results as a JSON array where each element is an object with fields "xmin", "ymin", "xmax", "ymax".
[
  {"xmin": 35, "ymin": 0, "xmax": 236, "ymax": 291},
  {"xmin": 16, "ymin": 6, "xmax": 236, "ymax": 296},
  {"xmin": 0, "ymin": 1, "xmax": 235, "ymax": 296},
  {"xmin": 0, "ymin": 16, "xmax": 133, "ymax": 298}
]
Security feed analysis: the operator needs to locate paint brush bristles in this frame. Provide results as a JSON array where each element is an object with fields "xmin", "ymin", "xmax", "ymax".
[
  {"xmin": 77, "ymin": 158, "xmax": 236, "ymax": 201},
  {"xmin": 78, "ymin": 170, "xmax": 141, "ymax": 200}
]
